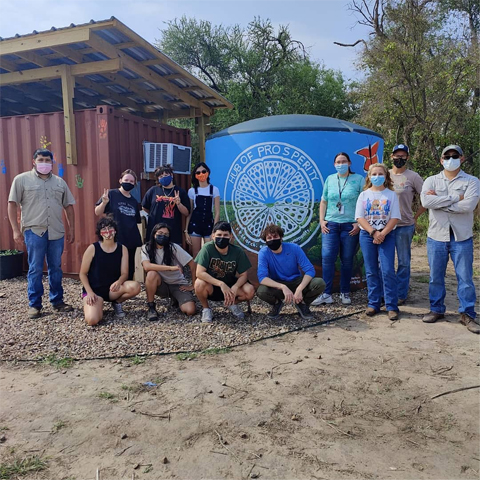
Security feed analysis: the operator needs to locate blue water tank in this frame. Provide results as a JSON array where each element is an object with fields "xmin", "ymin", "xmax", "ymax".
[{"xmin": 206, "ymin": 114, "xmax": 384, "ymax": 290}]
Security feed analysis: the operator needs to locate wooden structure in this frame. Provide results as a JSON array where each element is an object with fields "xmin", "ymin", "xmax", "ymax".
[{"xmin": 0, "ymin": 17, "xmax": 233, "ymax": 164}]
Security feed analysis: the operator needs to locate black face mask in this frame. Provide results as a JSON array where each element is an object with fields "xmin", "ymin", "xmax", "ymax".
[
  {"xmin": 121, "ymin": 182, "xmax": 135, "ymax": 192},
  {"xmin": 393, "ymin": 158, "xmax": 407, "ymax": 168},
  {"xmin": 155, "ymin": 235, "xmax": 170, "ymax": 246},
  {"xmin": 266, "ymin": 239, "xmax": 282, "ymax": 251},
  {"xmin": 215, "ymin": 237, "xmax": 230, "ymax": 249}
]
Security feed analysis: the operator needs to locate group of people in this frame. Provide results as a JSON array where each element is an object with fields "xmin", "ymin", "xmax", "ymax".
[{"xmin": 7, "ymin": 145, "xmax": 479, "ymax": 334}]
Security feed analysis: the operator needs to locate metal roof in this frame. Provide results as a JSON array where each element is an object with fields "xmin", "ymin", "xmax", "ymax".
[{"xmin": 0, "ymin": 17, "xmax": 233, "ymax": 118}]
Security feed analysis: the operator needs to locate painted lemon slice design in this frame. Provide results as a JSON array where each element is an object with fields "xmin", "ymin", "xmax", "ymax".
[{"xmin": 232, "ymin": 158, "xmax": 315, "ymax": 243}]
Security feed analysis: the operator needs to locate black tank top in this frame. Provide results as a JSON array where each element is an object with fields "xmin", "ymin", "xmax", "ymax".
[{"xmin": 87, "ymin": 242, "xmax": 123, "ymax": 290}]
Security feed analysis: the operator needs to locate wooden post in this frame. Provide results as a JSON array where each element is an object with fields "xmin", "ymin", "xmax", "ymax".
[
  {"xmin": 195, "ymin": 115, "xmax": 210, "ymax": 164},
  {"xmin": 60, "ymin": 65, "xmax": 77, "ymax": 165}
]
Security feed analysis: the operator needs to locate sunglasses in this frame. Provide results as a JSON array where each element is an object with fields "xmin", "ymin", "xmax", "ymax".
[
  {"xmin": 443, "ymin": 155, "xmax": 460, "ymax": 160},
  {"xmin": 195, "ymin": 170, "xmax": 208, "ymax": 175}
]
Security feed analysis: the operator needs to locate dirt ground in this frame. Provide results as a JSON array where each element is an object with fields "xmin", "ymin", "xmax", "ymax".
[{"xmin": 0, "ymin": 245, "xmax": 479, "ymax": 480}]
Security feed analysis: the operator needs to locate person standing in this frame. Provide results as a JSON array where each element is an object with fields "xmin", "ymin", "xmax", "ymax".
[
  {"xmin": 95, "ymin": 169, "xmax": 142, "ymax": 282},
  {"xmin": 257, "ymin": 224, "xmax": 325, "ymax": 320},
  {"xmin": 389, "ymin": 144, "xmax": 426, "ymax": 304},
  {"xmin": 185, "ymin": 162, "xmax": 220, "ymax": 258},
  {"xmin": 195, "ymin": 221, "xmax": 255, "ymax": 323},
  {"xmin": 420, "ymin": 145, "xmax": 479, "ymax": 334},
  {"xmin": 312, "ymin": 152, "xmax": 364, "ymax": 306},
  {"xmin": 8, "ymin": 149, "xmax": 76, "ymax": 318},
  {"xmin": 142, "ymin": 165, "xmax": 190, "ymax": 245},
  {"xmin": 355, "ymin": 163, "xmax": 402, "ymax": 320}
]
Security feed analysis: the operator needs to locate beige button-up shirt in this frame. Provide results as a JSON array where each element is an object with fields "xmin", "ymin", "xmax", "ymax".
[
  {"xmin": 8, "ymin": 169, "xmax": 76, "ymax": 240},
  {"xmin": 421, "ymin": 170, "xmax": 480, "ymax": 242}
]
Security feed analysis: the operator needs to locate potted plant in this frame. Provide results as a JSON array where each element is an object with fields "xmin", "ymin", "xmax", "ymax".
[{"xmin": 0, "ymin": 249, "xmax": 25, "ymax": 280}]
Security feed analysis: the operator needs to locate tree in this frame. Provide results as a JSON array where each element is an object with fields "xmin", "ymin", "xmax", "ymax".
[
  {"xmin": 338, "ymin": 0, "xmax": 479, "ymax": 177},
  {"xmin": 157, "ymin": 17, "xmax": 356, "ymax": 146}
]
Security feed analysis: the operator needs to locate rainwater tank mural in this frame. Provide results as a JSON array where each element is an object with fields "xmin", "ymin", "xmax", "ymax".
[{"xmin": 206, "ymin": 115, "xmax": 384, "ymax": 290}]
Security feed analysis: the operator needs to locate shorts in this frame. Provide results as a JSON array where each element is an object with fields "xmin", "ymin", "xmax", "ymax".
[
  {"xmin": 207, "ymin": 280, "xmax": 238, "ymax": 302},
  {"xmin": 82, "ymin": 286, "xmax": 111, "ymax": 301},
  {"xmin": 188, "ymin": 219, "xmax": 213, "ymax": 238},
  {"xmin": 156, "ymin": 282, "xmax": 194, "ymax": 306}
]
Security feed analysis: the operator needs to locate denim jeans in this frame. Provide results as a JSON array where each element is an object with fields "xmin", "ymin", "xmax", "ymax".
[
  {"xmin": 359, "ymin": 229, "xmax": 398, "ymax": 312},
  {"xmin": 321, "ymin": 222, "xmax": 359, "ymax": 294},
  {"xmin": 24, "ymin": 229, "xmax": 65, "ymax": 309},
  {"xmin": 395, "ymin": 224, "xmax": 415, "ymax": 300},
  {"xmin": 427, "ymin": 234, "xmax": 476, "ymax": 319}
]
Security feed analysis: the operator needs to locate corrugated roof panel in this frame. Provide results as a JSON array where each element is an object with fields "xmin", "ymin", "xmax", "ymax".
[
  {"xmin": 95, "ymin": 27, "xmax": 131, "ymax": 45},
  {"xmin": 122, "ymin": 46, "xmax": 155, "ymax": 62}
]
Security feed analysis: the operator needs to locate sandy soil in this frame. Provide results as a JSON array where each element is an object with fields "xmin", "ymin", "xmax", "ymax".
[{"xmin": 0, "ymin": 246, "xmax": 479, "ymax": 480}]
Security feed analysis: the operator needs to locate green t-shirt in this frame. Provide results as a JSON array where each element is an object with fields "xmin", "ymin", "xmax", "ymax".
[
  {"xmin": 195, "ymin": 241, "xmax": 251, "ymax": 286},
  {"xmin": 322, "ymin": 173, "xmax": 365, "ymax": 223}
]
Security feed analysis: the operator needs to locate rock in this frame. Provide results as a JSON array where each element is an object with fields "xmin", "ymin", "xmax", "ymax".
[
  {"xmin": 291, "ymin": 414, "xmax": 299, "ymax": 421},
  {"xmin": 240, "ymin": 432, "xmax": 248, "ymax": 439},
  {"xmin": 317, "ymin": 355, "xmax": 322, "ymax": 359},
  {"xmin": 162, "ymin": 457, "xmax": 169, "ymax": 464},
  {"xmin": 251, "ymin": 473, "xmax": 259, "ymax": 478},
  {"xmin": 121, "ymin": 433, "xmax": 128, "ymax": 439},
  {"xmin": 0, "ymin": 435, "xmax": 6, "ymax": 443}
]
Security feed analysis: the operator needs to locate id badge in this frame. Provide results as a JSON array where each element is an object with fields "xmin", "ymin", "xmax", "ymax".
[{"xmin": 339, "ymin": 205, "xmax": 345, "ymax": 215}]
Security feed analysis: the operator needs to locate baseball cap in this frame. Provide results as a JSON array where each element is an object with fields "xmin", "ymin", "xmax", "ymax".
[
  {"xmin": 392, "ymin": 144, "xmax": 409, "ymax": 154},
  {"xmin": 441, "ymin": 145, "xmax": 463, "ymax": 156}
]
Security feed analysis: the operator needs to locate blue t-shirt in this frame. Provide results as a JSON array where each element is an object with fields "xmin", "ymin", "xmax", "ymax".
[
  {"xmin": 257, "ymin": 242, "xmax": 315, "ymax": 283},
  {"xmin": 322, "ymin": 173, "xmax": 365, "ymax": 223}
]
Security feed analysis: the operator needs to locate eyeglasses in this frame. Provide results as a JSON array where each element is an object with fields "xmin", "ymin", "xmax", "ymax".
[
  {"xmin": 195, "ymin": 170, "xmax": 208, "ymax": 175},
  {"xmin": 443, "ymin": 154, "xmax": 460, "ymax": 160}
]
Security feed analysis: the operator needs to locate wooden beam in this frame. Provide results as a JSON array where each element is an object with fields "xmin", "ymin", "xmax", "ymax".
[
  {"xmin": 115, "ymin": 41, "xmax": 137, "ymax": 49},
  {"xmin": 163, "ymin": 73, "xmax": 184, "ymax": 80},
  {"xmin": 0, "ymin": 58, "xmax": 122, "ymax": 85},
  {"xmin": 50, "ymin": 45, "xmax": 85, "ymax": 64},
  {"xmin": 195, "ymin": 115, "xmax": 209, "ymax": 163},
  {"xmin": 60, "ymin": 65, "xmax": 77, "ymax": 165},
  {"xmin": 74, "ymin": 75, "xmax": 145, "ymax": 111},
  {"xmin": 112, "ymin": 18, "xmax": 233, "ymax": 110},
  {"xmin": 15, "ymin": 50, "xmax": 50, "ymax": 67},
  {"xmin": 141, "ymin": 59, "xmax": 162, "ymax": 66}
]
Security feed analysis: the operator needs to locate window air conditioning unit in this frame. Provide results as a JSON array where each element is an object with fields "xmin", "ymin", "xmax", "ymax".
[{"xmin": 143, "ymin": 142, "xmax": 192, "ymax": 174}]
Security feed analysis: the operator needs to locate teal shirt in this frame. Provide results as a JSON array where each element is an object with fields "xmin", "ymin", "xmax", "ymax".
[{"xmin": 322, "ymin": 173, "xmax": 365, "ymax": 223}]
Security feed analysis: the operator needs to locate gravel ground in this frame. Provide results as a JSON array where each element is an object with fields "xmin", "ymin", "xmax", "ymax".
[{"xmin": 0, "ymin": 276, "xmax": 367, "ymax": 361}]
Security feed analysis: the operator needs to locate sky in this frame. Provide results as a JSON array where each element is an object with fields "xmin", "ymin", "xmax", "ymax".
[{"xmin": 0, "ymin": 0, "xmax": 371, "ymax": 81}]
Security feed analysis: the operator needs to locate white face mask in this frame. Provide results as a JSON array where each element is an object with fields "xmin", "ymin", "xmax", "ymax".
[{"xmin": 442, "ymin": 158, "xmax": 461, "ymax": 172}]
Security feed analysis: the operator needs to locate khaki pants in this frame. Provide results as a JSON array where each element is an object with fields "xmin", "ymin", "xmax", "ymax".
[{"xmin": 257, "ymin": 277, "xmax": 325, "ymax": 306}]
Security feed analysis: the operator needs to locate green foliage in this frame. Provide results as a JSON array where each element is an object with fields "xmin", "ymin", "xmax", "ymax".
[
  {"xmin": 350, "ymin": 0, "xmax": 479, "ymax": 178},
  {"xmin": 0, "ymin": 250, "xmax": 21, "ymax": 256},
  {"xmin": 176, "ymin": 352, "xmax": 198, "ymax": 361},
  {"xmin": 130, "ymin": 355, "xmax": 146, "ymax": 365},
  {"xmin": 0, "ymin": 455, "xmax": 48, "ymax": 479},
  {"xmin": 98, "ymin": 392, "xmax": 117, "ymax": 402},
  {"xmin": 202, "ymin": 347, "xmax": 231, "ymax": 355},
  {"xmin": 51, "ymin": 420, "xmax": 66, "ymax": 433},
  {"xmin": 41, "ymin": 354, "xmax": 73, "ymax": 369}
]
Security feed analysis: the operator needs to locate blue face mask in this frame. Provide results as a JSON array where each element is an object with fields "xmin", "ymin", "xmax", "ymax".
[
  {"xmin": 159, "ymin": 175, "xmax": 173, "ymax": 187},
  {"xmin": 371, "ymin": 175, "xmax": 385, "ymax": 187},
  {"xmin": 335, "ymin": 164, "xmax": 349, "ymax": 175}
]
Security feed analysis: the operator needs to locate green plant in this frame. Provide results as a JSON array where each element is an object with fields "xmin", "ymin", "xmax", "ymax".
[
  {"xmin": 0, "ymin": 455, "xmax": 48, "ymax": 478},
  {"xmin": 52, "ymin": 420, "xmax": 66, "ymax": 433},
  {"xmin": 0, "ymin": 250, "xmax": 21, "ymax": 256},
  {"xmin": 414, "ymin": 275, "xmax": 430, "ymax": 284},
  {"xmin": 176, "ymin": 352, "xmax": 198, "ymax": 361},
  {"xmin": 98, "ymin": 392, "xmax": 117, "ymax": 402},
  {"xmin": 41, "ymin": 354, "xmax": 74, "ymax": 369},
  {"xmin": 130, "ymin": 355, "xmax": 146, "ymax": 365},
  {"xmin": 202, "ymin": 347, "xmax": 231, "ymax": 355},
  {"xmin": 144, "ymin": 465, "xmax": 153, "ymax": 473}
]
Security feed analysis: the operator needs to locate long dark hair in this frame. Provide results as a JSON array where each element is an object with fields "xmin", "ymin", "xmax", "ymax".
[
  {"xmin": 334, "ymin": 152, "xmax": 355, "ymax": 174},
  {"xmin": 145, "ymin": 223, "xmax": 177, "ymax": 265},
  {"xmin": 191, "ymin": 162, "xmax": 211, "ymax": 188}
]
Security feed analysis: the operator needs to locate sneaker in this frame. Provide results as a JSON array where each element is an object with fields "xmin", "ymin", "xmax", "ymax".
[
  {"xmin": 311, "ymin": 293, "xmax": 333, "ymax": 306},
  {"xmin": 201, "ymin": 308, "xmax": 213, "ymax": 323},
  {"xmin": 460, "ymin": 313, "xmax": 480, "ymax": 334},
  {"xmin": 228, "ymin": 304, "xmax": 245, "ymax": 320},
  {"xmin": 340, "ymin": 293, "xmax": 351, "ymax": 305},
  {"xmin": 112, "ymin": 302, "xmax": 126, "ymax": 318},
  {"xmin": 267, "ymin": 300, "xmax": 284, "ymax": 319},
  {"xmin": 52, "ymin": 302, "xmax": 73, "ymax": 313},
  {"xmin": 295, "ymin": 302, "xmax": 313, "ymax": 320},
  {"xmin": 28, "ymin": 307, "xmax": 42, "ymax": 319},
  {"xmin": 147, "ymin": 302, "xmax": 158, "ymax": 322}
]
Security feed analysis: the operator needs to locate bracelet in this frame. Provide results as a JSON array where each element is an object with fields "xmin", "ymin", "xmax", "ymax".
[
  {"xmin": 369, "ymin": 229, "xmax": 376, "ymax": 237},
  {"xmin": 184, "ymin": 230, "xmax": 188, "ymax": 233}
]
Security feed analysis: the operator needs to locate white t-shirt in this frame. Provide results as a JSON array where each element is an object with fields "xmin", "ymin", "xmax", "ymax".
[
  {"xmin": 141, "ymin": 244, "xmax": 192, "ymax": 284},
  {"xmin": 188, "ymin": 185, "xmax": 220, "ymax": 210},
  {"xmin": 355, "ymin": 188, "xmax": 402, "ymax": 230}
]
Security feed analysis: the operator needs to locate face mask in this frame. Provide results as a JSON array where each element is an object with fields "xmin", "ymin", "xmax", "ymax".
[
  {"xmin": 335, "ymin": 164, "xmax": 349, "ymax": 175},
  {"xmin": 195, "ymin": 172, "xmax": 209, "ymax": 183},
  {"xmin": 442, "ymin": 158, "xmax": 461, "ymax": 172},
  {"xmin": 155, "ymin": 235, "xmax": 170, "ymax": 246},
  {"xmin": 121, "ymin": 182, "xmax": 135, "ymax": 192},
  {"xmin": 215, "ymin": 237, "xmax": 230, "ymax": 249},
  {"xmin": 36, "ymin": 162, "xmax": 52, "ymax": 175},
  {"xmin": 393, "ymin": 158, "xmax": 407, "ymax": 168},
  {"xmin": 159, "ymin": 176, "xmax": 173, "ymax": 187},
  {"xmin": 101, "ymin": 229, "xmax": 115, "ymax": 240},
  {"xmin": 371, "ymin": 175, "xmax": 385, "ymax": 187},
  {"xmin": 266, "ymin": 239, "xmax": 282, "ymax": 251}
]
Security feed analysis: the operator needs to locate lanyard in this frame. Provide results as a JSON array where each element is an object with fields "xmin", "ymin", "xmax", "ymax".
[{"xmin": 337, "ymin": 174, "xmax": 350, "ymax": 201}]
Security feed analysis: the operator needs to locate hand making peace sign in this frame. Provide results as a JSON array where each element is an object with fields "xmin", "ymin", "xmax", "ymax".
[
  {"xmin": 173, "ymin": 189, "xmax": 181, "ymax": 206},
  {"xmin": 101, "ymin": 188, "xmax": 109, "ymax": 204}
]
